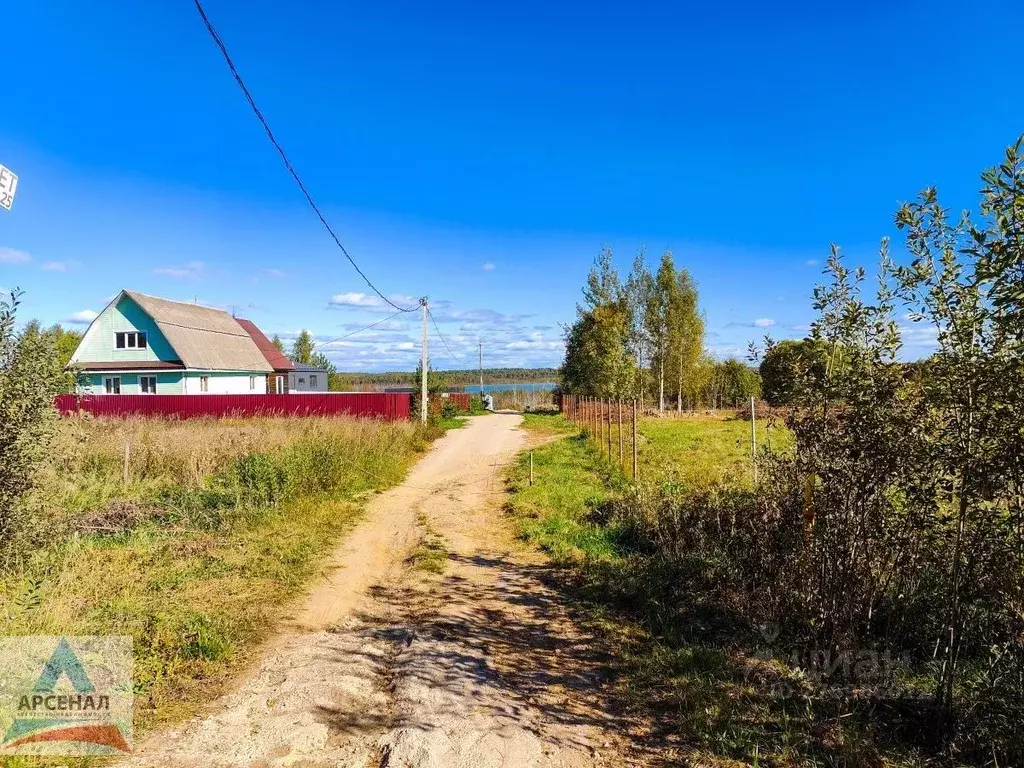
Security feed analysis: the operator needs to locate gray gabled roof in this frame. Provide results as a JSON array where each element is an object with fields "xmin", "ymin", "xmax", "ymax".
[{"xmin": 124, "ymin": 291, "xmax": 272, "ymax": 372}]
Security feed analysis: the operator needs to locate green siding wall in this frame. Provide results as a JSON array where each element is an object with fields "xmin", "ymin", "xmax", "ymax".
[
  {"xmin": 78, "ymin": 372, "xmax": 184, "ymax": 395},
  {"xmin": 71, "ymin": 295, "xmax": 178, "ymax": 365}
]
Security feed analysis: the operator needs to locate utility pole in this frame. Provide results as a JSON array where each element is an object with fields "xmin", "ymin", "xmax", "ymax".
[
  {"xmin": 420, "ymin": 297, "xmax": 429, "ymax": 424},
  {"xmin": 479, "ymin": 338, "xmax": 484, "ymax": 398}
]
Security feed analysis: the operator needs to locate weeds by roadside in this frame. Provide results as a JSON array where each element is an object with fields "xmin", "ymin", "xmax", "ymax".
[
  {"xmin": 0, "ymin": 414, "xmax": 442, "ymax": 752},
  {"xmin": 505, "ymin": 414, "xmax": 929, "ymax": 768},
  {"xmin": 410, "ymin": 512, "xmax": 449, "ymax": 574}
]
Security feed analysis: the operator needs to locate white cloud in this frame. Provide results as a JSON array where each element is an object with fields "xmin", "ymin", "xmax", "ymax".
[
  {"xmin": 328, "ymin": 292, "xmax": 419, "ymax": 312},
  {"xmin": 41, "ymin": 260, "xmax": 79, "ymax": 272},
  {"xmin": 482, "ymin": 262, "xmax": 496, "ymax": 271},
  {"xmin": 329, "ymin": 292, "xmax": 383, "ymax": 308},
  {"xmin": 0, "ymin": 248, "xmax": 31, "ymax": 264},
  {"xmin": 261, "ymin": 268, "xmax": 287, "ymax": 278},
  {"xmin": 707, "ymin": 344, "xmax": 748, "ymax": 359},
  {"xmin": 154, "ymin": 261, "xmax": 206, "ymax": 280},
  {"xmin": 65, "ymin": 309, "xmax": 98, "ymax": 325},
  {"xmin": 754, "ymin": 318, "xmax": 776, "ymax": 327},
  {"xmin": 339, "ymin": 319, "xmax": 410, "ymax": 332},
  {"xmin": 806, "ymin": 259, "xmax": 819, "ymax": 266}
]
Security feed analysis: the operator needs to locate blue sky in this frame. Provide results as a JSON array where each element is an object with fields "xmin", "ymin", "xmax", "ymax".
[{"xmin": 1, "ymin": 1, "xmax": 1021, "ymax": 370}]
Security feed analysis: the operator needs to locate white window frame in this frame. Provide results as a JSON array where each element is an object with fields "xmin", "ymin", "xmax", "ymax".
[
  {"xmin": 249, "ymin": 375, "xmax": 257, "ymax": 391},
  {"xmin": 140, "ymin": 375, "xmax": 157, "ymax": 394},
  {"xmin": 115, "ymin": 331, "xmax": 147, "ymax": 349},
  {"xmin": 309, "ymin": 374, "xmax": 318, "ymax": 388},
  {"xmin": 104, "ymin": 376, "xmax": 121, "ymax": 395},
  {"xmin": 275, "ymin": 375, "xmax": 284, "ymax": 394},
  {"xmin": 200, "ymin": 375, "xmax": 210, "ymax": 393}
]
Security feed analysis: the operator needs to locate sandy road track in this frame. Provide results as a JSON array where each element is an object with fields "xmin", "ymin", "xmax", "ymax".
[{"xmin": 121, "ymin": 414, "xmax": 645, "ymax": 768}]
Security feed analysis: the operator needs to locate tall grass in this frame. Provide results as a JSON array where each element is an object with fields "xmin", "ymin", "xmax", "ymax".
[
  {"xmin": 506, "ymin": 415, "xmax": 940, "ymax": 767},
  {"xmin": 0, "ymin": 414, "xmax": 439, "ymax": 748}
]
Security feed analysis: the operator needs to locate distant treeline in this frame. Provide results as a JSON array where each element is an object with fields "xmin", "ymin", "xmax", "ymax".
[{"xmin": 330, "ymin": 367, "xmax": 558, "ymax": 391}]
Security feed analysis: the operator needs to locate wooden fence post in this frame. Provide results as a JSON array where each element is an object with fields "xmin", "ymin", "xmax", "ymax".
[
  {"xmin": 123, "ymin": 440, "xmax": 131, "ymax": 487},
  {"xmin": 617, "ymin": 398, "xmax": 623, "ymax": 468},
  {"xmin": 606, "ymin": 398, "xmax": 612, "ymax": 458},
  {"xmin": 632, "ymin": 398, "xmax": 638, "ymax": 480},
  {"xmin": 750, "ymin": 395, "xmax": 758, "ymax": 485}
]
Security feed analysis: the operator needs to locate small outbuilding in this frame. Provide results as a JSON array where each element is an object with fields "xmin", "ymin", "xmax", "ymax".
[{"xmin": 289, "ymin": 363, "xmax": 329, "ymax": 392}]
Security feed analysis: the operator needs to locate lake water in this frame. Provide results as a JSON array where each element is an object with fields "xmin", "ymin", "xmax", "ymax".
[{"xmin": 458, "ymin": 382, "xmax": 557, "ymax": 393}]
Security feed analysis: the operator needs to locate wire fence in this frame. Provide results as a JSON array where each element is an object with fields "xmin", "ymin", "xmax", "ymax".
[{"xmin": 559, "ymin": 394, "xmax": 639, "ymax": 480}]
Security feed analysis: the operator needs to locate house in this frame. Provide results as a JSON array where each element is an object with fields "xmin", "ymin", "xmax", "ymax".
[
  {"xmin": 289, "ymin": 363, "xmax": 329, "ymax": 392},
  {"xmin": 69, "ymin": 290, "xmax": 273, "ymax": 394},
  {"xmin": 235, "ymin": 317, "xmax": 294, "ymax": 394}
]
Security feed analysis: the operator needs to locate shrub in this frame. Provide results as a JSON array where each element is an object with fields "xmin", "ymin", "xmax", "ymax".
[{"xmin": 0, "ymin": 291, "xmax": 65, "ymax": 555}]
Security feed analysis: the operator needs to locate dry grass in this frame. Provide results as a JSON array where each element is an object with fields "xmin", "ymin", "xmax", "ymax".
[
  {"xmin": 507, "ymin": 414, "xmax": 922, "ymax": 768},
  {"xmin": 0, "ymin": 414, "xmax": 440, "ymax": 761}
]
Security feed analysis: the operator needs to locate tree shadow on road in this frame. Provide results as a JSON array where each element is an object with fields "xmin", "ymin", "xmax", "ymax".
[{"xmin": 319, "ymin": 549, "xmax": 666, "ymax": 765}]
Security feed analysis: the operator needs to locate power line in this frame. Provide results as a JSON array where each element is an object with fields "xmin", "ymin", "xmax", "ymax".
[
  {"xmin": 428, "ymin": 308, "xmax": 464, "ymax": 362},
  {"xmin": 192, "ymin": 0, "xmax": 416, "ymax": 313},
  {"xmin": 314, "ymin": 309, "xmax": 408, "ymax": 348}
]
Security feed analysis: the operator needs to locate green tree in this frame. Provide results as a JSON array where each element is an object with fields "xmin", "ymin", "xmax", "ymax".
[
  {"xmin": 668, "ymin": 267, "xmax": 704, "ymax": 411},
  {"xmin": 291, "ymin": 330, "xmax": 314, "ymax": 365},
  {"xmin": 309, "ymin": 351, "xmax": 335, "ymax": 374},
  {"xmin": 20, "ymin": 321, "xmax": 82, "ymax": 393},
  {"xmin": 893, "ymin": 145, "xmax": 1024, "ymax": 723},
  {"xmin": 645, "ymin": 251, "xmax": 681, "ymax": 411},
  {"xmin": 720, "ymin": 358, "xmax": 760, "ymax": 406},
  {"xmin": 625, "ymin": 247, "xmax": 655, "ymax": 403},
  {"xmin": 757, "ymin": 338, "xmax": 828, "ymax": 406},
  {"xmin": 560, "ymin": 247, "xmax": 635, "ymax": 397},
  {"xmin": 271, "ymin": 334, "xmax": 286, "ymax": 354},
  {"xmin": 413, "ymin": 357, "xmax": 445, "ymax": 395},
  {"xmin": 0, "ymin": 292, "xmax": 64, "ymax": 549}
]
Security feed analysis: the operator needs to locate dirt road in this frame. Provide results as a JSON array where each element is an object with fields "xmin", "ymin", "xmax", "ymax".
[{"xmin": 122, "ymin": 414, "xmax": 642, "ymax": 768}]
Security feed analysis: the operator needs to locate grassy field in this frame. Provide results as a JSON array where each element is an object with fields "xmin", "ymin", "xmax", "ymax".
[
  {"xmin": 507, "ymin": 412, "xmax": 919, "ymax": 768},
  {"xmin": 0, "ymin": 415, "xmax": 443, "ymax": 762},
  {"xmin": 638, "ymin": 413, "xmax": 793, "ymax": 488}
]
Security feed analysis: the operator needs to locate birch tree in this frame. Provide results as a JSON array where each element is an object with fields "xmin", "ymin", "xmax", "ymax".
[
  {"xmin": 668, "ymin": 268, "xmax": 704, "ymax": 411},
  {"xmin": 645, "ymin": 251, "xmax": 680, "ymax": 412},
  {"xmin": 625, "ymin": 247, "xmax": 654, "ymax": 403}
]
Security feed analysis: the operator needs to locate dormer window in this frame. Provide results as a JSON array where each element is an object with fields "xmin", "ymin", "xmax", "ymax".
[{"xmin": 115, "ymin": 331, "xmax": 147, "ymax": 349}]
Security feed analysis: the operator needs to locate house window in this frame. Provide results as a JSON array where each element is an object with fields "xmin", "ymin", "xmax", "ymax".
[
  {"xmin": 275, "ymin": 376, "xmax": 284, "ymax": 394},
  {"xmin": 298, "ymin": 377, "xmax": 306, "ymax": 385},
  {"xmin": 140, "ymin": 376, "xmax": 157, "ymax": 394},
  {"xmin": 249, "ymin": 375, "xmax": 256, "ymax": 391},
  {"xmin": 115, "ymin": 331, "xmax": 147, "ymax": 349},
  {"xmin": 104, "ymin": 376, "xmax": 121, "ymax": 395},
  {"xmin": 200, "ymin": 376, "xmax": 209, "ymax": 393},
  {"xmin": 309, "ymin": 375, "xmax": 318, "ymax": 388}
]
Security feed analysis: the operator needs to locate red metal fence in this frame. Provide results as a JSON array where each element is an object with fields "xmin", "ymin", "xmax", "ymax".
[
  {"xmin": 54, "ymin": 393, "xmax": 412, "ymax": 421},
  {"xmin": 444, "ymin": 393, "xmax": 471, "ymax": 411}
]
